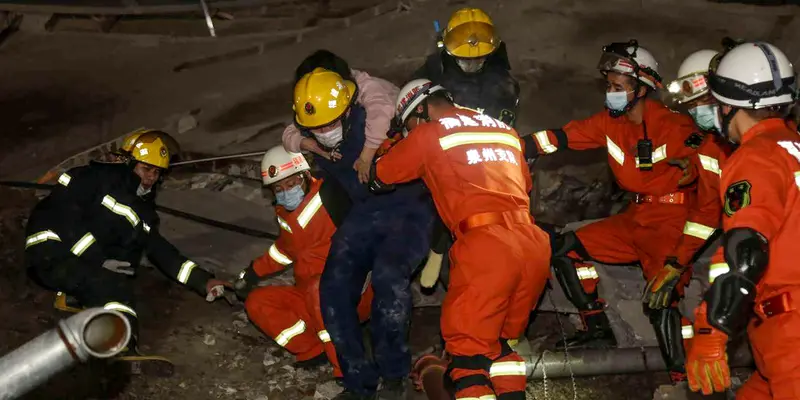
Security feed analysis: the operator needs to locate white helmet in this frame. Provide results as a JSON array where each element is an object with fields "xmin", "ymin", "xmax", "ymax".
[
  {"xmin": 260, "ymin": 145, "xmax": 310, "ymax": 186},
  {"xmin": 710, "ymin": 42, "xmax": 797, "ymax": 109},
  {"xmin": 395, "ymin": 79, "xmax": 446, "ymax": 132},
  {"xmin": 598, "ymin": 40, "xmax": 662, "ymax": 90},
  {"xmin": 669, "ymin": 49, "xmax": 720, "ymax": 103}
]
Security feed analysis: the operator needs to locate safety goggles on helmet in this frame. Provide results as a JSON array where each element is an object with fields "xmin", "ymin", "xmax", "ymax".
[
  {"xmin": 597, "ymin": 40, "xmax": 663, "ymax": 90},
  {"xmin": 668, "ymin": 73, "xmax": 710, "ymax": 104}
]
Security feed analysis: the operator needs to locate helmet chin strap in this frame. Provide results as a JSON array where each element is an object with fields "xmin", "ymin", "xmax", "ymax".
[{"xmin": 720, "ymin": 107, "xmax": 739, "ymax": 144}]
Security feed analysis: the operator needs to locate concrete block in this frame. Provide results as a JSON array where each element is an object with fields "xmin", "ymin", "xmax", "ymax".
[{"xmin": 18, "ymin": 13, "xmax": 57, "ymax": 33}]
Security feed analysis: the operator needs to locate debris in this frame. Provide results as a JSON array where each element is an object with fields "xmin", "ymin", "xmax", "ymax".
[
  {"xmin": 233, "ymin": 320, "xmax": 247, "ymax": 330},
  {"xmin": 203, "ymin": 333, "xmax": 216, "ymax": 346},
  {"xmin": 177, "ymin": 114, "xmax": 199, "ymax": 134},
  {"xmin": 314, "ymin": 380, "xmax": 343, "ymax": 399},
  {"xmin": 263, "ymin": 351, "xmax": 280, "ymax": 368},
  {"xmin": 217, "ymin": 384, "xmax": 238, "ymax": 395},
  {"xmin": 179, "ymin": 382, "xmax": 188, "ymax": 389}
]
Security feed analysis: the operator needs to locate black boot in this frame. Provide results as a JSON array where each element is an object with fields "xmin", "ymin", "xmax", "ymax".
[
  {"xmin": 556, "ymin": 309, "xmax": 617, "ymax": 349},
  {"xmin": 649, "ymin": 307, "xmax": 687, "ymax": 384}
]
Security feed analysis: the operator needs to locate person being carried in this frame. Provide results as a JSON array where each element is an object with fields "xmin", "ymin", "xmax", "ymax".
[{"xmin": 282, "ymin": 49, "xmax": 398, "ymax": 183}]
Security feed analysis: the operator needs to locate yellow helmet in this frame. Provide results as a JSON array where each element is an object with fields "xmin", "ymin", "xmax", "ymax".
[
  {"xmin": 128, "ymin": 131, "xmax": 170, "ymax": 169},
  {"xmin": 293, "ymin": 67, "xmax": 357, "ymax": 129},
  {"xmin": 118, "ymin": 128, "xmax": 180, "ymax": 160},
  {"xmin": 443, "ymin": 8, "xmax": 499, "ymax": 59}
]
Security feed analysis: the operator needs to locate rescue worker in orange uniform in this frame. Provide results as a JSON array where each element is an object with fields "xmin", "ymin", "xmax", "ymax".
[
  {"xmin": 523, "ymin": 40, "xmax": 708, "ymax": 383},
  {"xmin": 685, "ymin": 42, "xmax": 800, "ymax": 399},
  {"xmin": 644, "ymin": 49, "xmax": 734, "ymax": 309},
  {"xmin": 232, "ymin": 145, "xmax": 374, "ymax": 380},
  {"xmin": 370, "ymin": 79, "xmax": 551, "ymax": 400}
]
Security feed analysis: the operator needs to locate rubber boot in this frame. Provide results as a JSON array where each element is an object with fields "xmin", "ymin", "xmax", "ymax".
[
  {"xmin": 556, "ymin": 308, "xmax": 617, "ymax": 349},
  {"xmin": 649, "ymin": 307, "xmax": 687, "ymax": 384}
]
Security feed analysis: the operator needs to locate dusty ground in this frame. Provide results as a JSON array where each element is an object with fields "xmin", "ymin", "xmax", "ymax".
[
  {"xmin": 1, "ymin": 0, "xmax": 789, "ymax": 398},
  {"xmin": 0, "ymin": 185, "xmax": 697, "ymax": 400}
]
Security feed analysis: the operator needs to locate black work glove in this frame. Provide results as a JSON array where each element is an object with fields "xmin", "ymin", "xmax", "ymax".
[{"xmin": 233, "ymin": 263, "xmax": 260, "ymax": 300}]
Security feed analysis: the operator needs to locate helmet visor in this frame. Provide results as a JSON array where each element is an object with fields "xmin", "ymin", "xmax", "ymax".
[
  {"xmin": 597, "ymin": 52, "xmax": 636, "ymax": 76},
  {"xmin": 443, "ymin": 21, "xmax": 498, "ymax": 59}
]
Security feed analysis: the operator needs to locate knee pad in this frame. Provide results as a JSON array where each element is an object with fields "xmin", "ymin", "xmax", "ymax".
[{"xmin": 649, "ymin": 307, "xmax": 686, "ymax": 371}]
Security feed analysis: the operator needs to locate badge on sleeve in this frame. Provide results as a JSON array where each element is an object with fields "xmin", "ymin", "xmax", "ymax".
[{"xmin": 723, "ymin": 180, "xmax": 751, "ymax": 217}]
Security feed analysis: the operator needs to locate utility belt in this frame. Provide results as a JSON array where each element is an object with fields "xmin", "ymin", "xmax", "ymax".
[
  {"xmin": 632, "ymin": 191, "xmax": 689, "ymax": 206},
  {"xmin": 755, "ymin": 288, "xmax": 800, "ymax": 320},
  {"xmin": 456, "ymin": 209, "xmax": 532, "ymax": 237}
]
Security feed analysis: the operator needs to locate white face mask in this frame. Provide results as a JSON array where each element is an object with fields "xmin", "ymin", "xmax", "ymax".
[
  {"xmin": 137, "ymin": 184, "xmax": 151, "ymax": 197},
  {"xmin": 314, "ymin": 125, "xmax": 344, "ymax": 148},
  {"xmin": 456, "ymin": 58, "xmax": 486, "ymax": 74}
]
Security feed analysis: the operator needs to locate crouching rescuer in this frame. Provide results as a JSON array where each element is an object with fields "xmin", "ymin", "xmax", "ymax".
[
  {"xmin": 370, "ymin": 79, "xmax": 551, "ymax": 400},
  {"xmin": 24, "ymin": 130, "xmax": 227, "ymax": 376},
  {"xmin": 233, "ymin": 146, "xmax": 374, "ymax": 380}
]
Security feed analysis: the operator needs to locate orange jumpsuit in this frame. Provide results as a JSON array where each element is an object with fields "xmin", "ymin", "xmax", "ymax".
[
  {"xmin": 376, "ymin": 108, "xmax": 551, "ymax": 399},
  {"xmin": 529, "ymin": 100, "xmax": 705, "ymax": 296},
  {"xmin": 244, "ymin": 179, "xmax": 373, "ymax": 378},
  {"xmin": 706, "ymin": 119, "xmax": 800, "ymax": 400}
]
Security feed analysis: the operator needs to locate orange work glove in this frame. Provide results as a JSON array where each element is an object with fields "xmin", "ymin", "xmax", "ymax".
[
  {"xmin": 687, "ymin": 302, "xmax": 731, "ymax": 395},
  {"xmin": 643, "ymin": 259, "xmax": 685, "ymax": 309}
]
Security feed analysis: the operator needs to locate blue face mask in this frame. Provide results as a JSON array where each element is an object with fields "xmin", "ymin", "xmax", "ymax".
[
  {"xmin": 275, "ymin": 185, "xmax": 305, "ymax": 211},
  {"xmin": 605, "ymin": 90, "xmax": 631, "ymax": 112},
  {"xmin": 688, "ymin": 104, "xmax": 720, "ymax": 132}
]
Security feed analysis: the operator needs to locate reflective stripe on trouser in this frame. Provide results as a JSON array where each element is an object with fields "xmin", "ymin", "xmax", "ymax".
[
  {"xmin": 573, "ymin": 260, "xmax": 599, "ymax": 294},
  {"xmin": 444, "ymin": 224, "xmax": 550, "ymax": 399},
  {"xmin": 244, "ymin": 285, "xmax": 323, "ymax": 361},
  {"xmin": 244, "ymin": 281, "xmax": 374, "ymax": 374}
]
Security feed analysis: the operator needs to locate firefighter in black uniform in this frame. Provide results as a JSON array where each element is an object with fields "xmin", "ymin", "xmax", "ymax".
[
  {"xmin": 413, "ymin": 7, "xmax": 520, "ymax": 127},
  {"xmin": 25, "ymin": 130, "xmax": 227, "ymax": 376}
]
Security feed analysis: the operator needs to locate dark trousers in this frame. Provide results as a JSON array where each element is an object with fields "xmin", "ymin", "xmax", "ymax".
[
  {"xmin": 27, "ymin": 241, "xmax": 139, "ymax": 340},
  {"xmin": 320, "ymin": 201, "xmax": 433, "ymax": 395}
]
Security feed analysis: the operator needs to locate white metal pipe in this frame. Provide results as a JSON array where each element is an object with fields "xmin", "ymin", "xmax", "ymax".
[{"xmin": 0, "ymin": 308, "xmax": 131, "ymax": 400}]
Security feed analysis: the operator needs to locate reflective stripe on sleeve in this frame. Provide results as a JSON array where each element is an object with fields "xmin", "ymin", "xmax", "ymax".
[
  {"xmin": 533, "ymin": 130, "xmax": 557, "ymax": 154},
  {"xmin": 439, "ymin": 132, "xmax": 522, "ymax": 151},
  {"xmin": 275, "ymin": 320, "xmax": 306, "ymax": 347},
  {"xmin": 104, "ymin": 302, "xmax": 137, "ymax": 317},
  {"xmin": 576, "ymin": 266, "xmax": 599, "ymax": 280},
  {"xmin": 58, "ymin": 173, "xmax": 72, "ymax": 187},
  {"xmin": 606, "ymin": 136, "xmax": 625, "ymax": 166},
  {"xmin": 318, "ymin": 330, "xmax": 331, "ymax": 343},
  {"xmin": 681, "ymin": 325, "xmax": 694, "ymax": 339},
  {"xmin": 794, "ymin": 171, "xmax": 800, "ymax": 189},
  {"xmin": 142, "ymin": 222, "xmax": 151, "ymax": 233},
  {"xmin": 25, "ymin": 230, "xmax": 61, "ymax": 248},
  {"xmin": 70, "ymin": 233, "xmax": 96, "ymax": 256},
  {"xmin": 489, "ymin": 361, "xmax": 527, "ymax": 377},
  {"xmin": 177, "ymin": 260, "xmax": 197, "ymax": 284},
  {"xmin": 683, "ymin": 222, "xmax": 715, "ymax": 240},
  {"xmin": 268, "ymin": 244, "xmax": 292, "ymax": 265},
  {"xmin": 297, "ymin": 193, "xmax": 323, "ymax": 229},
  {"xmin": 101, "ymin": 195, "xmax": 141, "ymax": 227},
  {"xmin": 708, "ymin": 262, "xmax": 731, "ymax": 284},
  {"xmin": 699, "ymin": 155, "xmax": 721, "ymax": 176}
]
